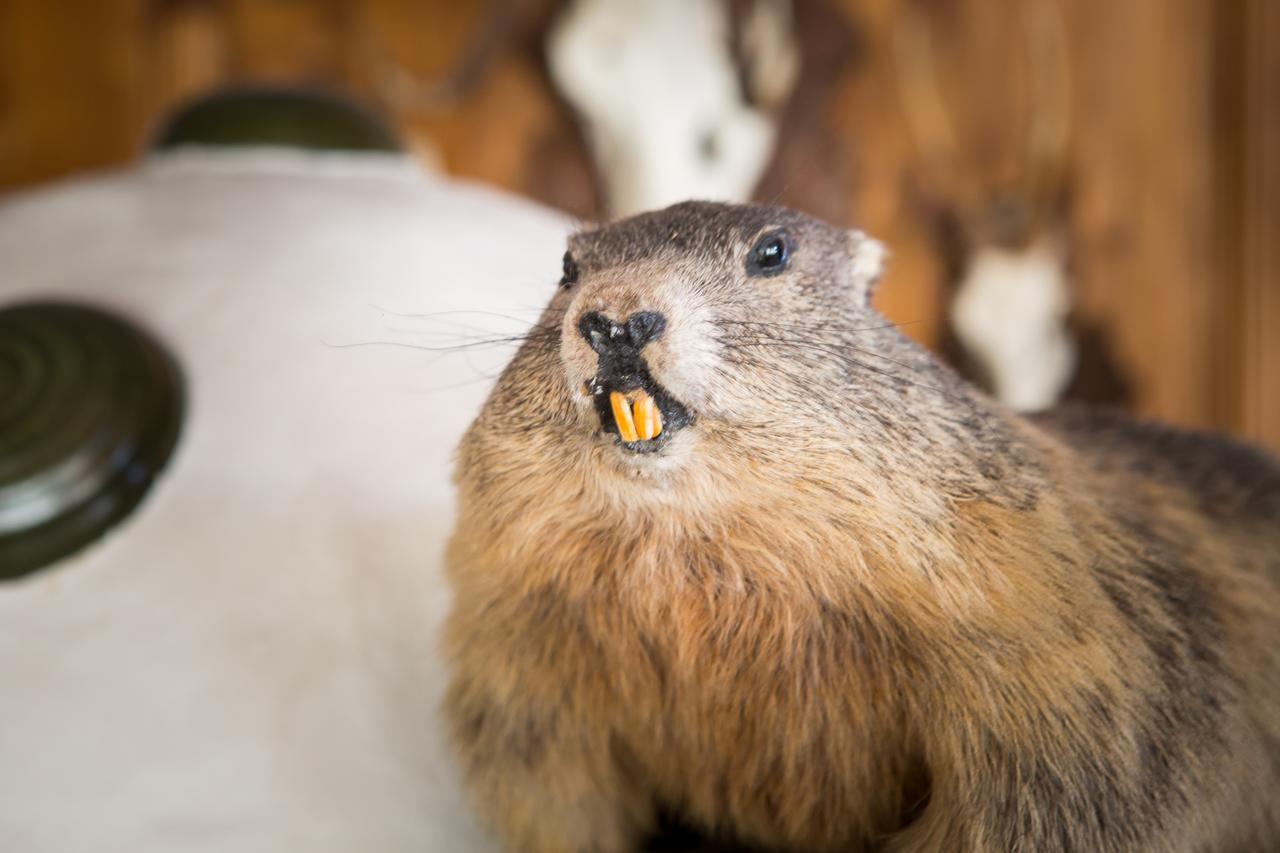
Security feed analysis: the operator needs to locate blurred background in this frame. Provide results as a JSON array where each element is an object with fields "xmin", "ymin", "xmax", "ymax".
[{"xmin": 1, "ymin": 0, "xmax": 1276, "ymax": 450}]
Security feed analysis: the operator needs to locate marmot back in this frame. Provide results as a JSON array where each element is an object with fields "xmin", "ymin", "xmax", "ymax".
[{"xmin": 444, "ymin": 201, "xmax": 1280, "ymax": 852}]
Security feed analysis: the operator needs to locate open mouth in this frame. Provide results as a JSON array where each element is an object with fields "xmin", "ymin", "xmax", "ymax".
[{"xmin": 583, "ymin": 377, "xmax": 693, "ymax": 453}]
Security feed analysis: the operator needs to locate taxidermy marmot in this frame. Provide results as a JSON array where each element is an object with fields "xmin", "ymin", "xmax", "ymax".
[{"xmin": 444, "ymin": 202, "xmax": 1280, "ymax": 851}]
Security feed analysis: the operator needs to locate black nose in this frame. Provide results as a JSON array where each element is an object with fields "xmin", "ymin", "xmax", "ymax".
[{"xmin": 578, "ymin": 311, "xmax": 667, "ymax": 355}]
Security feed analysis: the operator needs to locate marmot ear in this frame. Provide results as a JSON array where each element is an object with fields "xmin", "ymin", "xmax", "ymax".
[{"xmin": 847, "ymin": 229, "xmax": 886, "ymax": 304}]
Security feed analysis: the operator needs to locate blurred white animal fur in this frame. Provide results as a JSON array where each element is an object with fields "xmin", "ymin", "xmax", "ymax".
[
  {"xmin": 951, "ymin": 240, "xmax": 1076, "ymax": 412},
  {"xmin": 548, "ymin": 0, "xmax": 799, "ymax": 218}
]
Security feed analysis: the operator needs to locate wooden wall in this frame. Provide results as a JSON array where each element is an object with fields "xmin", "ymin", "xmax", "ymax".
[{"xmin": 1, "ymin": 0, "xmax": 1275, "ymax": 450}]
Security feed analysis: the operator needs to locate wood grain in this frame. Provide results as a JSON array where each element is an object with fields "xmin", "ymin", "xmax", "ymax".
[{"xmin": 0, "ymin": 0, "xmax": 1274, "ymax": 450}]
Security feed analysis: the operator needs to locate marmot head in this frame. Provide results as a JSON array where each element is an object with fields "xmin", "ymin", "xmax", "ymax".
[
  {"xmin": 464, "ymin": 201, "xmax": 989, "ymax": 506},
  {"xmin": 555, "ymin": 201, "xmax": 888, "ymax": 456},
  {"xmin": 461, "ymin": 202, "xmax": 1032, "ymax": 549}
]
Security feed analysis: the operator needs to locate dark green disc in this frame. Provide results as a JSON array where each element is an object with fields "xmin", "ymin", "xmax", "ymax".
[
  {"xmin": 0, "ymin": 302, "xmax": 184, "ymax": 580},
  {"xmin": 150, "ymin": 86, "xmax": 402, "ymax": 153}
]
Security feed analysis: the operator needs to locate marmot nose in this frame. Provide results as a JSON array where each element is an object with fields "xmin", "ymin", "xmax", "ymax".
[{"xmin": 578, "ymin": 311, "xmax": 667, "ymax": 355}]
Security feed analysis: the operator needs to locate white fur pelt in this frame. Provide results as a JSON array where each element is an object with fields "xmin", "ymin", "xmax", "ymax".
[
  {"xmin": 950, "ymin": 241, "xmax": 1076, "ymax": 412},
  {"xmin": 547, "ymin": 0, "xmax": 795, "ymax": 217},
  {"xmin": 0, "ymin": 149, "xmax": 572, "ymax": 852}
]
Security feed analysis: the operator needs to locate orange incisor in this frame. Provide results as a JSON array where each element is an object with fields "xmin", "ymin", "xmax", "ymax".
[{"xmin": 609, "ymin": 389, "xmax": 662, "ymax": 442}]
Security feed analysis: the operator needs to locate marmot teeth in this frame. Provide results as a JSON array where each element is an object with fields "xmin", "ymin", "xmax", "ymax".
[
  {"xmin": 609, "ymin": 389, "xmax": 662, "ymax": 442},
  {"xmin": 610, "ymin": 390, "xmax": 638, "ymax": 441},
  {"xmin": 634, "ymin": 392, "xmax": 661, "ymax": 440}
]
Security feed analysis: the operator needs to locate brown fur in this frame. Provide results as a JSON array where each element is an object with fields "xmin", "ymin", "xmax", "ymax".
[{"xmin": 443, "ymin": 202, "xmax": 1280, "ymax": 852}]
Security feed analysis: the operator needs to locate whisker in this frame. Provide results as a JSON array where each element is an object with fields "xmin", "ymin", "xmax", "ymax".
[
  {"xmin": 719, "ymin": 319, "xmax": 923, "ymax": 335},
  {"xmin": 375, "ymin": 325, "xmax": 548, "ymax": 341},
  {"xmin": 368, "ymin": 305, "xmax": 547, "ymax": 323},
  {"xmin": 409, "ymin": 373, "xmax": 510, "ymax": 393},
  {"xmin": 724, "ymin": 333, "xmax": 926, "ymax": 375},
  {"xmin": 324, "ymin": 330, "xmax": 560, "ymax": 355},
  {"xmin": 717, "ymin": 350, "xmax": 926, "ymax": 400},
  {"xmin": 365, "ymin": 305, "xmax": 552, "ymax": 339},
  {"xmin": 719, "ymin": 339, "xmax": 946, "ymax": 395}
]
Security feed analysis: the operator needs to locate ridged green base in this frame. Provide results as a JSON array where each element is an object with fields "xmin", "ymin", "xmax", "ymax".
[{"xmin": 0, "ymin": 303, "xmax": 185, "ymax": 579}]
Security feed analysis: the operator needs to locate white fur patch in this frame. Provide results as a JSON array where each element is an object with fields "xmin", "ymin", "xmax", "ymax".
[
  {"xmin": 850, "ymin": 230, "xmax": 887, "ymax": 294},
  {"xmin": 950, "ymin": 242, "xmax": 1075, "ymax": 412}
]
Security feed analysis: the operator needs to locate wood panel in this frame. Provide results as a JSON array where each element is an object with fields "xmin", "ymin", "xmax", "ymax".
[
  {"xmin": 1065, "ymin": 0, "xmax": 1218, "ymax": 430},
  {"xmin": 0, "ymin": 0, "xmax": 147, "ymax": 187},
  {"xmin": 1234, "ymin": 0, "xmax": 1280, "ymax": 448},
  {"xmin": 0, "ymin": 0, "xmax": 1275, "ymax": 450}
]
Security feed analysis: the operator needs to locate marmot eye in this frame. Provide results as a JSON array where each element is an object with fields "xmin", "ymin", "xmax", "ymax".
[
  {"xmin": 746, "ymin": 231, "xmax": 791, "ymax": 277},
  {"xmin": 560, "ymin": 251, "xmax": 579, "ymax": 288}
]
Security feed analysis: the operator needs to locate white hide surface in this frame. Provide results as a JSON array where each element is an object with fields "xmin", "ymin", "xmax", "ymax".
[{"xmin": 0, "ymin": 149, "xmax": 572, "ymax": 852}]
